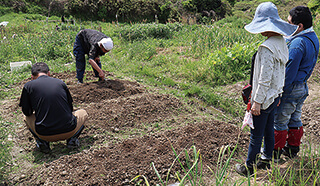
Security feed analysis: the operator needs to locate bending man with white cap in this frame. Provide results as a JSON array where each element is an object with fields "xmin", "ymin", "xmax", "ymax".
[
  {"xmin": 73, "ymin": 29, "xmax": 113, "ymax": 83},
  {"xmin": 235, "ymin": 2, "xmax": 298, "ymax": 176}
]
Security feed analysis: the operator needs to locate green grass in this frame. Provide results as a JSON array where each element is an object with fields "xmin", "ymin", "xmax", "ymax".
[
  {"xmin": 2, "ymin": 12, "xmax": 260, "ymax": 117},
  {"xmin": 131, "ymin": 142, "xmax": 320, "ymax": 185},
  {"xmin": 0, "ymin": 117, "xmax": 14, "ymax": 182}
]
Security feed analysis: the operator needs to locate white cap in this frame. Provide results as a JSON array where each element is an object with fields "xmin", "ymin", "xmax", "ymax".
[{"xmin": 98, "ymin": 38, "xmax": 113, "ymax": 50}]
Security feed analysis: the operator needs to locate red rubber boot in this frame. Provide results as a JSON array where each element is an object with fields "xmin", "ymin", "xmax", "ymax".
[
  {"xmin": 283, "ymin": 126, "xmax": 303, "ymax": 158},
  {"xmin": 273, "ymin": 130, "xmax": 288, "ymax": 162}
]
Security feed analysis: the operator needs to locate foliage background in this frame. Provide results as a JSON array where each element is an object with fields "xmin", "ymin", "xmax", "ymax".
[{"xmin": 0, "ymin": 0, "xmax": 233, "ymax": 23}]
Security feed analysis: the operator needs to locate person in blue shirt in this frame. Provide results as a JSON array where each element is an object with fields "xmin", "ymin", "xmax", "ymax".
[{"xmin": 273, "ymin": 6, "xmax": 319, "ymax": 161}]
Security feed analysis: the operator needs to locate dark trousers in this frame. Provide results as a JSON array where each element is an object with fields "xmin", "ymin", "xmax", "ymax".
[{"xmin": 246, "ymin": 97, "xmax": 279, "ymax": 166}]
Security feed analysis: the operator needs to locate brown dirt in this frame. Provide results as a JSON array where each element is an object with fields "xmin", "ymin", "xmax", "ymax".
[{"xmin": 2, "ymin": 63, "xmax": 320, "ymax": 185}]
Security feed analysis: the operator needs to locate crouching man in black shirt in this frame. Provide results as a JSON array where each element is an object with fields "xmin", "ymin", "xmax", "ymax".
[{"xmin": 19, "ymin": 62, "xmax": 88, "ymax": 153}]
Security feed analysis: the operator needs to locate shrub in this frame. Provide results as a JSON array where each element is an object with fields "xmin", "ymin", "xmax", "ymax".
[
  {"xmin": 119, "ymin": 23, "xmax": 183, "ymax": 41},
  {"xmin": 1, "ymin": 0, "xmax": 233, "ymax": 23},
  {"xmin": 0, "ymin": 6, "xmax": 12, "ymax": 16},
  {"xmin": 183, "ymin": 42, "xmax": 258, "ymax": 87},
  {"xmin": 201, "ymin": 42, "xmax": 257, "ymax": 86}
]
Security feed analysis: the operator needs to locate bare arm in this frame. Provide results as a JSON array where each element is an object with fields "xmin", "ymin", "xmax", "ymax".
[{"xmin": 88, "ymin": 59, "xmax": 105, "ymax": 80}]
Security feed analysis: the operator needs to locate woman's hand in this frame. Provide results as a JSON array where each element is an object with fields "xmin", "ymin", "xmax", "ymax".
[{"xmin": 251, "ymin": 101, "xmax": 261, "ymax": 116}]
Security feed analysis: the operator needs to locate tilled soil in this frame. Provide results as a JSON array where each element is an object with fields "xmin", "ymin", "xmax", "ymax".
[{"xmin": 3, "ymin": 63, "xmax": 320, "ymax": 185}]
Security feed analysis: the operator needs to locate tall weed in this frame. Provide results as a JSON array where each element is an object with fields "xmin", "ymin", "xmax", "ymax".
[{"xmin": 183, "ymin": 42, "xmax": 258, "ymax": 86}]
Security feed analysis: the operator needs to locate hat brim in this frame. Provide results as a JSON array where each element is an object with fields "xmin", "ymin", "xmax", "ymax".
[{"xmin": 245, "ymin": 17, "xmax": 298, "ymax": 36}]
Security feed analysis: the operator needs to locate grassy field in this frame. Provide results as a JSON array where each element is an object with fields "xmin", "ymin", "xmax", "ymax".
[
  {"xmin": 0, "ymin": 13, "xmax": 261, "ymax": 113},
  {"xmin": 1, "ymin": 6, "xmax": 320, "ymax": 184}
]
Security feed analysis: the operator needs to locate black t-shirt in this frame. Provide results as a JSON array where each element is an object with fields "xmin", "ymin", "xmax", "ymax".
[
  {"xmin": 77, "ymin": 29, "xmax": 109, "ymax": 60},
  {"xmin": 19, "ymin": 75, "xmax": 76, "ymax": 136}
]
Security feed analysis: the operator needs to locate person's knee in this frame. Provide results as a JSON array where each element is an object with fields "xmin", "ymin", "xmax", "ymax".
[
  {"xmin": 76, "ymin": 109, "xmax": 87, "ymax": 117},
  {"xmin": 74, "ymin": 109, "xmax": 88, "ymax": 126},
  {"xmin": 274, "ymin": 124, "xmax": 288, "ymax": 131},
  {"xmin": 76, "ymin": 57, "xmax": 86, "ymax": 69},
  {"xmin": 250, "ymin": 135, "xmax": 263, "ymax": 146},
  {"xmin": 288, "ymin": 121, "xmax": 302, "ymax": 128},
  {"xmin": 274, "ymin": 118, "xmax": 289, "ymax": 131},
  {"xmin": 24, "ymin": 114, "xmax": 36, "ymax": 130}
]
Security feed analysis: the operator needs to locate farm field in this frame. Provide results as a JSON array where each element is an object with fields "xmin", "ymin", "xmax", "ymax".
[
  {"xmin": 2, "ymin": 71, "xmax": 250, "ymax": 185},
  {"xmin": 2, "ymin": 66, "xmax": 320, "ymax": 185},
  {"xmin": 1, "ymin": 0, "xmax": 320, "ymax": 184}
]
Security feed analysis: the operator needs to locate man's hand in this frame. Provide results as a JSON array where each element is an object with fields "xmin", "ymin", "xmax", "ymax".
[
  {"xmin": 89, "ymin": 59, "xmax": 104, "ymax": 80},
  {"xmin": 95, "ymin": 57, "xmax": 100, "ymax": 63},
  {"xmin": 99, "ymin": 71, "xmax": 105, "ymax": 80},
  {"xmin": 251, "ymin": 101, "xmax": 261, "ymax": 116}
]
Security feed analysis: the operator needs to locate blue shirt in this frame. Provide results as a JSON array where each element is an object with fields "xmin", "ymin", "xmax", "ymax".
[{"xmin": 284, "ymin": 31, "xmax": 319, "ymax": 91}]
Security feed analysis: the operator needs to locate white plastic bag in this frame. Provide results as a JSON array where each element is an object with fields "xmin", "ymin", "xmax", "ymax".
[{"xmin": 241, "ymin": 111, "xmax": 254, "ymax": 130}]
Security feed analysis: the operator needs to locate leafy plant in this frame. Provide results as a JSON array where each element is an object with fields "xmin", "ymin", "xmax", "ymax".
[{"xmin": 131, "ymin": 145, "xmax": 202, "ymax": 186}]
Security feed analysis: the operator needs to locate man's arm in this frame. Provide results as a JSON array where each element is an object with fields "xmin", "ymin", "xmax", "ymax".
[
  {"xmin": 64, "ymin": 84, "xmax": 74, "ymax": 112},
  {"xmin": 19, "ymin": 87, "xmax": 33, "ymax": 116},
  {"xmin": 88, "ymin": 45, "xmax": 105, "ymax": 80},
  {"xmin": 88, "ymin": 59, "xmax": 105, "ymax": 80},
  {"xmin": 284, "ymin": 48, "xmax": 303, "ymax": 90}
]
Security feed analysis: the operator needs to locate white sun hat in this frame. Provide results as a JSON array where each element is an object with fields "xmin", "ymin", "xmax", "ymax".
[
  {"xmin": 244, "ymin": 2, "xmax": 298, "ymax": 36},
  {"xmin": 98, "ymin": 38, "xmax": 113, "ymax": 50}
]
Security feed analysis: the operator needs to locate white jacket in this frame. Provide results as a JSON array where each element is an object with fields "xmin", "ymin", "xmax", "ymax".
[{"xmin": 251, "ymin": 36, "xmax": 288, "ymax": 110}]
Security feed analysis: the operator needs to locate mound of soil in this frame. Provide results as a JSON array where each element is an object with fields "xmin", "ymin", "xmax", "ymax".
[
  {"xmin": 25, "ymin": 120, "xmax": 249, "ymax": 185},
  {"xmin": 3, "ymin": 63, "xmax": 320, "ymax": 185},
  {"xmin": 3, "ymin": 71, "xmax": 249, "ymax": 185}
]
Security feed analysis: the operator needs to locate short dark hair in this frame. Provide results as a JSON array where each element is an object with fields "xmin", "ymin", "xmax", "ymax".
[
  {"xmin": 289, "ymin": 6, "xmax": 312, "ymax": 29},
  {"xmin": 31, "ymin": 62, "xmax": 49, "ymax": 76}
]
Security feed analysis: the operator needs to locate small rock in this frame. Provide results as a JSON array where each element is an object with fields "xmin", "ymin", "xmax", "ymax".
[
  {"xmin": 113, "ymin": 128, "xmax": 120, "ymax": 133},
  {"xmin": 20, "ymin": 174, "xmax": 26, "ymax": 180},
  {"xmin": 168, "ymin": 183, "xmax": 180, "ymax": 186}
]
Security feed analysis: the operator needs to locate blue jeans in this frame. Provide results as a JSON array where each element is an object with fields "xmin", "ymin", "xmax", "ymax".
[
  {"xmin": 246, "ymin": 97, "xmax": 279, "ymax": 166},
  {"xmin": 73, "ymin": 35, "xmax": 101, "ymax": 81},
  {"xmin": 274, "ymin": 83, "xmax": 308, "ymax": 131}
]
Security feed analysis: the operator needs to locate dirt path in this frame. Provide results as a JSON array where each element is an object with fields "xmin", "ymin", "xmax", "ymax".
[{"xmin": 2, "ymin": 63, "xmax": 320, "ymax": 185}]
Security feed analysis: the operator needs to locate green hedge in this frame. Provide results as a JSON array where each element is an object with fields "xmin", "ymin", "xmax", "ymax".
[
  {"xmin": 0, "ymin": 0, "xmax": 237, "ymax": 23},
  {"xmin": 119, "ymin": 23, "xmax": 183, "ymax": 41}
]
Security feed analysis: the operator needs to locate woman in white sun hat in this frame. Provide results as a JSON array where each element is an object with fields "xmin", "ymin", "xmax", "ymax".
[{"xmin": 235, "ymin": 2, "xmax": 298, "ymax": 176}]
